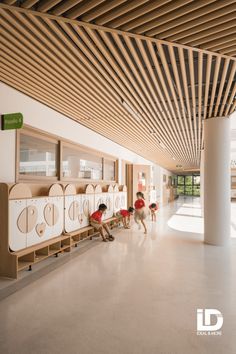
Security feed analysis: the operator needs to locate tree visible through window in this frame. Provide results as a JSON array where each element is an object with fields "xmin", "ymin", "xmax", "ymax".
[{"xmin": 177, "ymin": 175, "xmax": 200, "ymax": 196}]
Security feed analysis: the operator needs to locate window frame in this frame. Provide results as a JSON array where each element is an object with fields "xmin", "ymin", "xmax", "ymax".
[
  {"xmin": 16, "ymin": 128, "xmax": 59, "ymax": 182},
  {"xmin": 16, "ymin": 125, "xmax": 118, "ymax": 183}
]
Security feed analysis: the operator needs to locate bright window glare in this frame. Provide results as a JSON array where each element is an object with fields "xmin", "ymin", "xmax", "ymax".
[{"xmin": 167, "ymin": 199, "xmax": 236, "ymax": 237}]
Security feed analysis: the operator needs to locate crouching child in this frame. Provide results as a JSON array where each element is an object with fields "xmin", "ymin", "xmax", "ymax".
[{"xmin": 90, "ymin": 204, "xmax": 115, "ymax": 242}]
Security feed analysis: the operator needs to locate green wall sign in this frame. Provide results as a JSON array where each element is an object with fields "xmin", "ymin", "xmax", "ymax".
[{"xmin": 1, "ymin": 113, "xmax": 23, "ymax": 130}]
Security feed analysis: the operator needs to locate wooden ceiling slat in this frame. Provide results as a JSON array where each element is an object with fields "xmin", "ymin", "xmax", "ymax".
[
  {"xmin": 69, "ymin": 25, "xmax": 145, "ymax": 124},
  {"xmin": 203, "ymin": 54, "xmax": 212, "ymax": 119},
  {"xmin": 51, "ymin": 0, "xmax": 83, "ymax": 16},
  {"xmin": 1, "ymin": 12, "xmax": 167, "ymax": 160},
  {"xmin": 208, "ymin": 56, "xmax": 221, "ymax": 118},
  {"xmin": 230, "ymin": 97, "xmax": 236, "ymax": 115},
  {"xmin": 122, "ymin": 0, "xmax": 193, "ymax": 32},
  {"xmin": 217, "ymin": 42, "xmax": 236, "ymax": 53},
  {"xmin": 1, "ymin": 35, "xmax": 136, "ymax": 141},
  {"xmin": 66, "ymin": 0, "xmax": 106, "ymax": 20},
  {"xmin": 126, "ymin": 37, "xmax": 191, "ymax": 164},
  {"xmin": 214, "ymin": 58, "xmax": 230, "ymax": 117},
  {"xmin": 28, "ymin": 15, "xmax": 130, "ymax": 108},
  {"xmin": 219, "ymin": 61, "xmax": 236, "ymax": 116},
  {"xmin": 152, "ymin": 43, "xmax": 197, "ymax": 165},
  {"xmin": 21, "ymin": 0, "xmax": 40, "ymax": 9},
  {"xmin": 156, "ymin": 2, "xmax": 235, "ymax": 39},
  {"xmin": 1, "ymin": 62, "xmax": 162, "ymax": 159},
  {"xmin": 166, "ymin": 14, "xmax": 236, "ymax": 43},
  {"xmin": 81, "ymin": 0, "xmax": 126, "ymax": 22},
  {"xmin": 111, "ymin": 34, "xmax": 192, "ymax": 164},
  {"xmin": 1, "ymin": 29, "xmax": 121, "ymax": 121},
  {"xmin": 1, "ymin": 10, "xmax": 137, "ymax": 133},
  {"xmin": 207, "ymin": 37, "xmax": 236, "ymax": 52},
  {"xmin": 137, "ymin": 0, "xmax": 217, "ymax": 35},
  {"xmin": 188, "ymin": 49, "xmax": 198, "ymax": 163},
  {"xmin": 108, "ymin": 0, "xmax": 172, "ymax": 29},
  {"xmin": 221, "ymin": 48, "xmax": 236, "ymax": 56},
  {"xmin": 41, "ymin": 19, "xmax": 172, "ymax": 158},
  {"xmin": 168, "ymin": 45, "xmax": 195, "ymax": 163},
  {"xmin": 36, "ymin": 0, "xmax": 61, "ymax": 12},
  {"xmin": 2, "ymin": 9, "xmax": 117, "ymax": 108},
  {"xmin": 96, "ymin": 30, "xmax": 187, "ymax": 162},
  {"xmin": 2, "ymin": 0, "xmax": 17, "ymax": 4},
  {"xmin": 224, "ymin": 82, "xmax": 236, "ymax": 116},
  {"xmin": 156, "ymin": 42, "xmax": 192, "ymax": 164},
  {"xmin": 185, "ymin": 23, "xmax": 236, "ymax": 47},
  {"xmin": 135, "ymin": 38, "xmax": 188, "ymax": 162},
  {"xmin": 0, "ymin": 3, "xmax": 235, "ymax": 62},
  {"xmin": 198, "ymin": 52, "xmax": 203, "ymax": 161},
  {"xmin": 177, "ymin": 47, "xmax": 196, "ymax": 162},
  {"xmin": 94, "ymin": 0, "xmax": 148, "ymax": 26},
  {"xmin": 0, "ymin": 4, "xmax": 235, "ymax": 171}
]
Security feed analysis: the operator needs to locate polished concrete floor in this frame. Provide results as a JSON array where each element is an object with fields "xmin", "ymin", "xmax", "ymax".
[{"xmin": 0, "ymin": 197, "xmax": 236, "ymax": 354}]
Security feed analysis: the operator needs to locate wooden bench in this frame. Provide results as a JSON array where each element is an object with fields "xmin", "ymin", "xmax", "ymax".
[
  {"xmin": 103, "ymin": 215, "xmax": 122, "ymax": 229},
  {"xmin": 13, "ymin": 225, "xmax": 101, "ymax": 274},
  {"xmin": 13, "ymin": 234, "xmax": 71, "ymax": 272},
  {"xmin": 64, "ymin": 226, "xmax": 100, "ymax": 245}
]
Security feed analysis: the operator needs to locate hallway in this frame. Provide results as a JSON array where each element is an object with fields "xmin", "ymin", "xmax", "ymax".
[{"xmin": 0, "ymin": 198, "xmax": 236, "ymax": 354}]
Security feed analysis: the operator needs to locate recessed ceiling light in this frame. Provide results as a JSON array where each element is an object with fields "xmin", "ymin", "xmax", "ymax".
[
  {"xmin": 159, "ymin": 142, "xmax": 166, "ymax": 149},
  {"xmin": 121, "ymin": 99, "xmax": 142, "ymax": 122},
  {"xmin": 149, "ymin": 129, "xmax": 157, "ymax": 135}
]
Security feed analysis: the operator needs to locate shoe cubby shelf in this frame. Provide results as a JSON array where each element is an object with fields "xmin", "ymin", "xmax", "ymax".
[{"xmin": 0, "ymin": 183, "xmax": 127, "ymax": 279}]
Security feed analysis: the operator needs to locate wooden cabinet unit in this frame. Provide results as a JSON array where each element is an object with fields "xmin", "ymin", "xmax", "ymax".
[{"xmin": 0, "ymin": 182, "xmax": 127, "ymax": 279}]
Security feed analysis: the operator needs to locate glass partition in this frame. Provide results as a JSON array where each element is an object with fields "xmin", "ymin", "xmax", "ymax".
[
  {"xmin": 104, "ymin": 159, "xmax": 116, "ymax": 181},
  {"xmin": 62, "ymin": 146, "xmax": 103, "ymax": 180},
  {"xmin": 19, "ymin": 134, "xmax": 58, "ymax": 177}
]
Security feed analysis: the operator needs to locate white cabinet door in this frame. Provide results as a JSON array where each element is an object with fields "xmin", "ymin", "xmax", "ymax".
[
  {"xmin": 119, "ymin": 192, "xmax": 127, "ymax": 210},
  {"xmin": 27, "ymin": 197, "xmax": 51, "ymax": 247},
  {"xmin": 65, "ymin": 195, "xmax": 81, "ymax": 233},
  {"xmin": 9, "ymin": 199, "xmax": 27, "ymax": 251},
  {"xmin": 113, "ymin": 193, "xmax": 120, "ymax": 213},
  {"xmin": 51, "ymin": 196, "xmax": 64, "ymax": 238}
]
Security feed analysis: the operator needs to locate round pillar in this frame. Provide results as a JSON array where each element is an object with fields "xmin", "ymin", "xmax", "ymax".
[
  {"xmin": 204, "ymin": 117, "xmax": 231, "ymax": 246},
  {"xmin": 200, "ymin": 149, "xmax": 204, "ymax": 217}
]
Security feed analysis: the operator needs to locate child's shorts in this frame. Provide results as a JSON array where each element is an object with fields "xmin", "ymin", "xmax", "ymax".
[
  {"xmin": 90, "ymin": 221, "xmax": 102, "ymax": 230},
  {"xmin": 134, "ymin": 209, "xmax": 147, "ymax": 222}
]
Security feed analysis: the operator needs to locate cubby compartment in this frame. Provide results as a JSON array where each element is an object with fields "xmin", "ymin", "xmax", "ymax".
[
  {"xmin": 80, "ymin": 231, "xmax": 88, "ymax": 240},
  {"xmin": 49, "ymin": 241, "xmax": 61, "ymax": 255},
  {"xmin": 18, "ymin": 252, "xmax": 35, "ymax": 271},
  {"xmin": 61, "ymin": 236, "xmax": 71, "ymax": 251},
  {"xmin": 35, "ymin": 246, "xmax": 49, "ymax": 262},
  {"xmin": 71, "ymin": 234, "xmax": 80, "ymax": 246}
]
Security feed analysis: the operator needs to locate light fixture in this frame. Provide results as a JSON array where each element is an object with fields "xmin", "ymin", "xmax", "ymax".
[
  {"xmin": 159, "ymin": 142, "xmax": 166, "ymax": 149},
  {"xmin": 121, "ymin": 99, "xmax": 142, "ymax": 122},
  {"xmin": 172, "ymin": 157, "xmax": 176, "ymax": 160},
  {"xmin": 149, "ymin": 129, "xmax": 157, "ymax": 135}
]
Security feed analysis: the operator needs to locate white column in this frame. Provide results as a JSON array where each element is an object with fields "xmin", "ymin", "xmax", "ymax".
[
  {"xmin": 200, "ymin": 149, "xmax": 204, "ymax": 217},
  {"xmin": 204, "ymin": 117, "xmax": 231, "ymax": 246}
]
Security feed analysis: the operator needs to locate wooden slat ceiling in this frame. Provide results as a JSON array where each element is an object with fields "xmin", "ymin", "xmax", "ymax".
[
  {"xmin": 1, "ymin": 0, "xmax": 236, "ymax": 57},
  {"xmin": 0, "ymin": 1, "xmax": 236, "ymax": 172}
]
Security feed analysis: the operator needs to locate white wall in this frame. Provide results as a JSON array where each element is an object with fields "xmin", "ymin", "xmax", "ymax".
[
  {"xmin": 0, "ymin": 83, "xmax": 154, "ymax": 183},
  {"xmin": 0, "ymin": 129, "xmax": 15, "ymax": 182}
]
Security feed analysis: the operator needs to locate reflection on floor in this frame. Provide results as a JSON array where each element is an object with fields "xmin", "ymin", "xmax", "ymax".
[
  {"xmin": 167, "ymin": 197, "xmax": 236, "ymax": 237},
  {"xmin": 0, "ymin": 197, "xmax": 236, "ymax": 354}
]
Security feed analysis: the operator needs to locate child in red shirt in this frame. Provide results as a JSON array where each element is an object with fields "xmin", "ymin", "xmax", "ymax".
[
  {"xmin": 134, "ymin": 192, "xmax": 147, "ymax": 234},
  {"xmin": 116, "ymin": 207, "xmax": 134, "ymax": 229},
  {"xmin": 90, "ymin": 204, "xmax": 115, "ymax": 242},
  {"xmin": 149, "ymin": 203, "xmax": 158, "ymax": 222}
]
